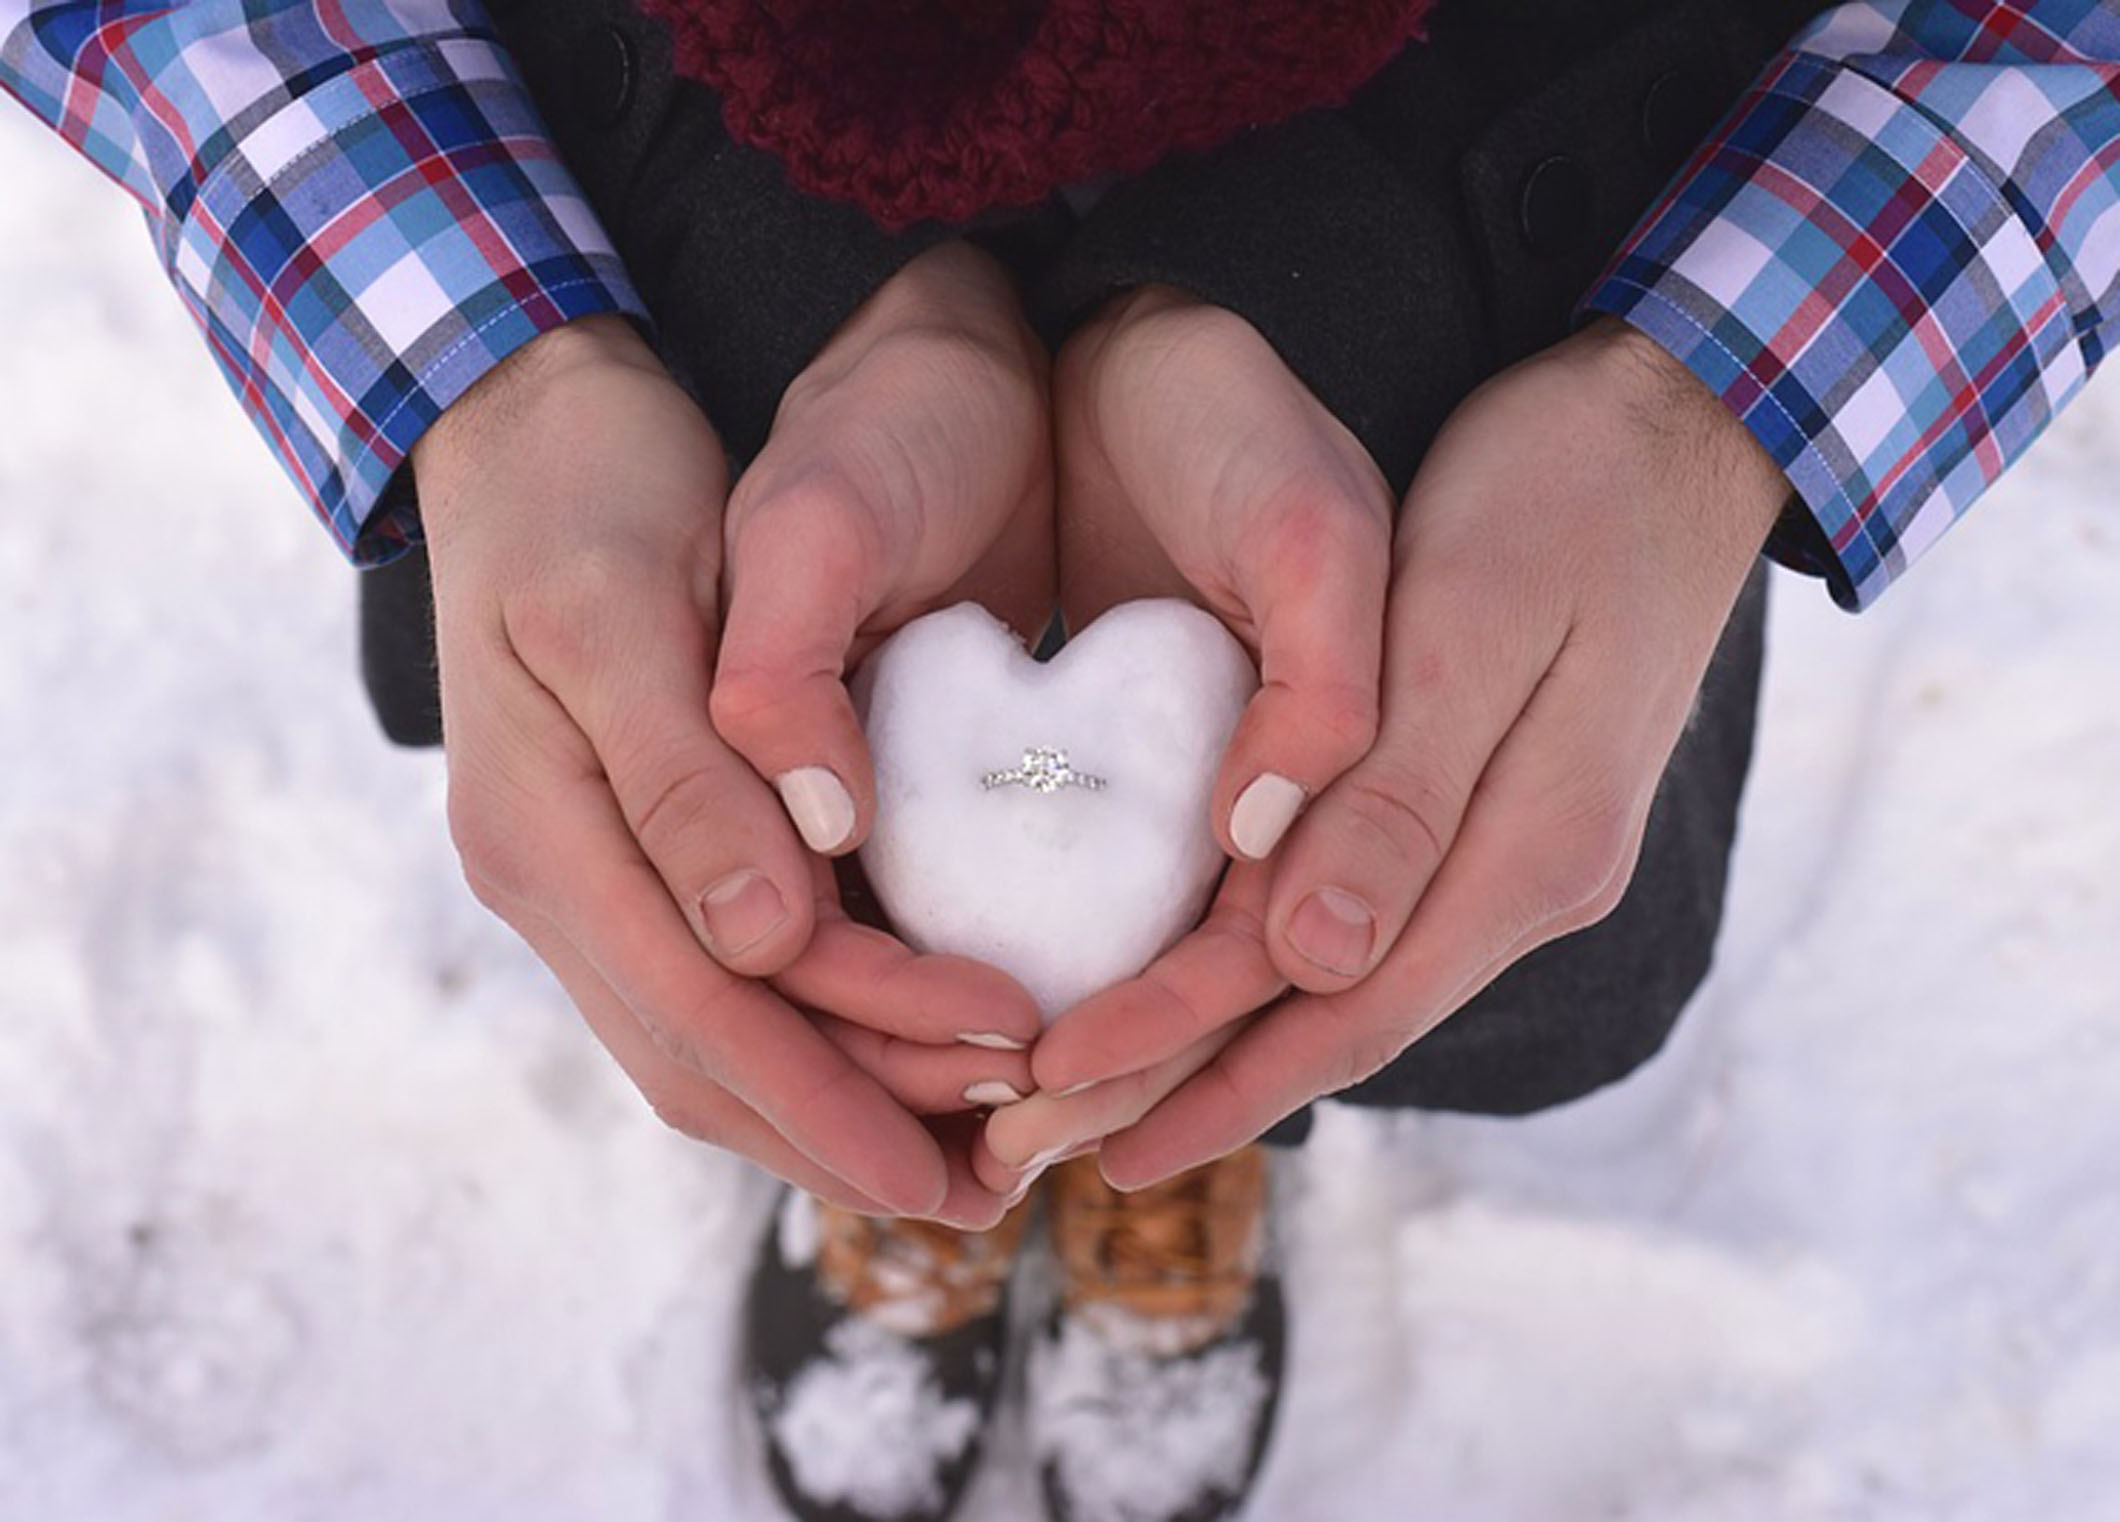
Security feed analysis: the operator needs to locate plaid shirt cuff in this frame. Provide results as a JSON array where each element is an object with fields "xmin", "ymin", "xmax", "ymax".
[
  {"xmin": 1582, "ymin": 49, "xmax": 2090, "ymax": 611},
  {"xmin": 167, "ymin": 37, "xmax": 647, "ymax": 564}
]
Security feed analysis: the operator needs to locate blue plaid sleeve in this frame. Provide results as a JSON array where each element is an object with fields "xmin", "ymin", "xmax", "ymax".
[
  {"xmin": 1583, "ymin": 2, "xmax": 2120, "ymax": 610},
  {"xmin": 0, "ymin": 1, "xmax": 648, "ymax": 563}
]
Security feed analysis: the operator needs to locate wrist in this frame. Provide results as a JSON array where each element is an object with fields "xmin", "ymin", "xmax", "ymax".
[
  {"xmin": 1576, "ymin": 316, "xmax": 1791, "ymax": 549},
  {"xmin": 413, "ymin": 314, "xmax": 661, "ymax": 484}
]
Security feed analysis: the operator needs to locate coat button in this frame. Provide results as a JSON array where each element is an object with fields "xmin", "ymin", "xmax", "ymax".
[
  {"xmin": 1641, "ymin": 68, "xmax": 1722, "ymax": 169},
  {"xmin": 1518, "ymin": 155, "xmax": 1594, "ymax": 258},
  {"xmin": 575, "ymin": 23, "xmax": 636, "ymax": 130}
]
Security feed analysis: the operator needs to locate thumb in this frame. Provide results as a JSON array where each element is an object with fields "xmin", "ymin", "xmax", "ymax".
[
  {"xmin": 1212, "ymin": 493, "xmax": 1390, "ymax": 863},
  {"xmin": 711, "ymin": 471, "xmax": 881, "ymax": 857}
]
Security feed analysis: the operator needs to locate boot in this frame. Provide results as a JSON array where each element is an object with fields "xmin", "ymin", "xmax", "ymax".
[
  {"xmin": 1032, "ymin": 1145, "xmax": 1285, "ymax": 1522},
  {"xmin": 745, "ymin": 1188, "xmax": 1034, "ymax": 1522}
]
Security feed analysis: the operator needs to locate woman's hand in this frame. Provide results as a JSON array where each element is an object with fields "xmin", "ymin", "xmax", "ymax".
[
  {"xmin": 716, "ymin": 239, "xmax": 1060, "ymax": 1125},
  {"xmin": 1049, "ymin": 285, "xmax": 1395, "ymax": 858},
  {"xmin": 712, "ymin": 238, "xmax": 1056, "ymax": 852},
  {"xmin": 973, "ymin": 288, "xmax": 1395, "ymax": 1193}
]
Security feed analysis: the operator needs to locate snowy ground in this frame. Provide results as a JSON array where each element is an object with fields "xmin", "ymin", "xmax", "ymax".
[{"xmin": 3, "ymin": 111, "xmax": 2118, "ymax": 1522}]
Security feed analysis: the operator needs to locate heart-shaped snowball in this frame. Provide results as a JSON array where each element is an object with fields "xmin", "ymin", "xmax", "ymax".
[{"xmin": 856, "ymin": 600, "xmax": 1257, "ymax": 1020}]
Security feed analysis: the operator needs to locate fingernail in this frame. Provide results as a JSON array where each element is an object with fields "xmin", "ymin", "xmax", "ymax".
[
  {"xmin": 963, "ymin": 1081, "xmax": 1027, "ymax": 1108},
  {"xmin": 697, "ymin": 870, "xmax": 790, "ymax": 959},
  {"xmin": 941, "ymin": 1207, "xmax": 1007, "ymax": 1233},
  {"xmin": 776, "ymin": 767, "xmax": 856, "ymax": 854},
  {"xmin": 1287, "ymin": 886, "xmax": 1378, "ymax": 977},
  {"xmin": 1230, "ymin": 773, "xmax": 1307, "ymax": 860},
  {"xmin": 1015, "ymin": 1138, "xmax": 1096, "ymax": 1175},
  {"xmin": 1016, "ymin": 1144, "xmax": 1072, "ymax": 1175},
  {"xmin": 1005, "ymin": 1166, "xmax": 1047, "ymax": 1206},
  {"xmin": 957, "ymin": 1031, "xmax": 1030, "ymax": 1052},
  {"xmin": 1056, "ymin": 1080, "xmax": 1098, "ymax": 1098}
]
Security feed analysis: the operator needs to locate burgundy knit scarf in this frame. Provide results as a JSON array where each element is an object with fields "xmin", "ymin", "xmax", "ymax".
[{"xmin": 636, "ymin": 0, "xmax": 1437, "ymax": 228}]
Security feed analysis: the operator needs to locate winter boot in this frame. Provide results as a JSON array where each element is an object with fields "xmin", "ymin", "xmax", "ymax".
[
  {"xmin": 745, "ymin": 1188, "xmax": 1034, "ymax": 1522},
  {"xmin": 1031, "ymin": 1144, "xmax": 1286, "ymax": 1522}
]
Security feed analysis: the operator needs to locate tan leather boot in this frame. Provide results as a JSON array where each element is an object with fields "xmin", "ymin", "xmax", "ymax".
[{"xmin": 1034, "ymin": 1145, "xmax": 1287, "ymax": 1522}]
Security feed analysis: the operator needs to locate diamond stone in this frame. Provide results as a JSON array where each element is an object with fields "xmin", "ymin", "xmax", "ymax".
[{"xmin": 1018, "ymin": 747, "xmax": 1072, "ymax": 793}]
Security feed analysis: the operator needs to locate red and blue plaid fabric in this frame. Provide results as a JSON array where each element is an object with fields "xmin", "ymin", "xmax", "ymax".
[
  {"xmin": 0, "ymin": 1, "xmax": 645, "ymax": 563},
  {"xmin": 1586, "ymin": 1, "xmax": 2120, "ymax": 609},
  {"xmin": 8, "ymin": 4, "xmax": 2114, "ymax": 596}
]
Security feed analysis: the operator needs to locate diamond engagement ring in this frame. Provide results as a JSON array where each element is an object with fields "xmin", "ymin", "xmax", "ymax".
[{"xmin": 982, "ymin": 746, "xmax": 1107, "ymax": 794}]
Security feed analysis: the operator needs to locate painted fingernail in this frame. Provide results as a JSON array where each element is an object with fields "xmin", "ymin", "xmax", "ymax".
[
  {"xmin": 963, "ymin": 1081, "xmax": 1027, "ymax": 1108},
  {"xmin": 1230, "ymin": 773, "xmax": 1307, "ymax": 860},
  {"xmin": 957, "ymin": 1031, "xmax": 1030, "ymax": 1052},
  {"xmin": 697, "ymin": 870, "xmax": 790, "ymax": 959},
  {"xmin": 776, "ymin": 767, "xmax": 857, "ymax": 854},
  {"xmin": 1287, "ymin": 886, "xmax": 1378, "ymax": 978}
]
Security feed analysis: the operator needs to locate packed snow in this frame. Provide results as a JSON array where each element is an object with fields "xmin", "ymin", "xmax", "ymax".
[
  {"xmin": 858, "ymin": 599, "xmax": 1253, "ymax": 1019},
  {"xmin": 3, "ymin": 109, "xmax": 2118, "ymax": 1522}
]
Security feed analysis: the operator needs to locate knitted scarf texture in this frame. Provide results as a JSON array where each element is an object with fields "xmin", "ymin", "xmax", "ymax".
[{"xmin": 635, "ymin": 0, "xmax": 1438, "ymax": 227}]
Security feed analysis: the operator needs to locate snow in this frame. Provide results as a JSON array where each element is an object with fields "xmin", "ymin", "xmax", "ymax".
[
  {"xmin": 1031, "ymin": 1316, "xmax": 1271, "ymax": 1522},
  {"xmin": 4, "ymin": 109, "xmax": 2120, "ymax": 1522},
  {"xmin": 857, "ymin": 599, "xmax": 1253, "ymax": 1020},
  {"xmin": 767, "ymin": 1315, "xmax": 982, "ymax": 1519}
]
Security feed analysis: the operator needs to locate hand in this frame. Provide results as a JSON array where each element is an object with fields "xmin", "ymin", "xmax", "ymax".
[
  {"xmin": 1019, "ymin": 317, "xmax": 1790, "ymax": 1189},
  {"xmin": 973, "ymin": 289, "xmax": 1395, "ymax": 1192},
  {"xmin": 1048, "ymin": 286, "xmax": 1394, "ymax": 859},
  {"xmin": 716, "ymin": 239, "xmax": 1061, "ymax": 1120},
  {"xmin": 416, "ymin": 308, "xmax": 1032, "ymax": 1228},
  {"xmin": 713, "ymin": 239, "xmax": 1055, "ymax": 852}
]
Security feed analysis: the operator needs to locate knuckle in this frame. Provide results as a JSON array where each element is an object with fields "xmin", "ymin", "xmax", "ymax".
[
  {"xmin": 1252, "ymin": 487, "xmax": 1388, "ymax": 603},
  {"xmin": 623, "ymin": 759, "xmax": 723, "ymax": 867},
  {"xmin": 1331, "ymin": 1028, "xmax": 1409, "ymax": 1096},
  {"xmin": 1574, "ymin": 874, "xmax": 1632, "ymax": 932},
  {"xmin": 446, "ymin": 790, "xmax": 529, "ymax": 907},
  {"xmin": 460, "ymin": 868, "xmax": 510, "ymax": 916},
  {"xmin": 639, "ymin": 1081, "xmax": 723, "ymax": 1147},
  {"xmin": 707, "ymin": 661, "xmax": 803, "ymax": 746},
  {"xmin": 730, "ymin": 457, "xmax": 868, "ymax": 543},
  {"xmin": 657, "ymin": 1007, "xmax": 725, "ymax": 1083},
  {"xmin": 1305, "ymin": 682, "xmax": 1382, "ymax": 766},
  {"xmin": 1333, "ymin": 767, "xmax": 1452, "ymax": 877},
  {"xmin": 1527, "ymin": 779, "xmax": 1639, "ymax": 922}
]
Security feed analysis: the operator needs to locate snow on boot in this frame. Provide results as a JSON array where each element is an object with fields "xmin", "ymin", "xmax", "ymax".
[
  {"xmin": 1032, "ymin": 1145, "xmax": 1285, "ymax": 1522},
  {"xmin": 745, "ymin": 1188, "xmax": 1033, "ymax": 1522}
]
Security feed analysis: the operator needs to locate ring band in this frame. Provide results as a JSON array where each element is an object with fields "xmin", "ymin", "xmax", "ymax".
[{"xmin": 982, "ymin": 746, "xmax": 1107, "ymax": 794}]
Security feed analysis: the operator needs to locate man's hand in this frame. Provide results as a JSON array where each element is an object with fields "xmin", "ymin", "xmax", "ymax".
[
  {"xmin": 415, "ymin": 297, "xmax": 1038, "ymax": 1228},
  {"xmin": 1000, "ymin": 316, "xmax": 1789, "ymax": 1191}
]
